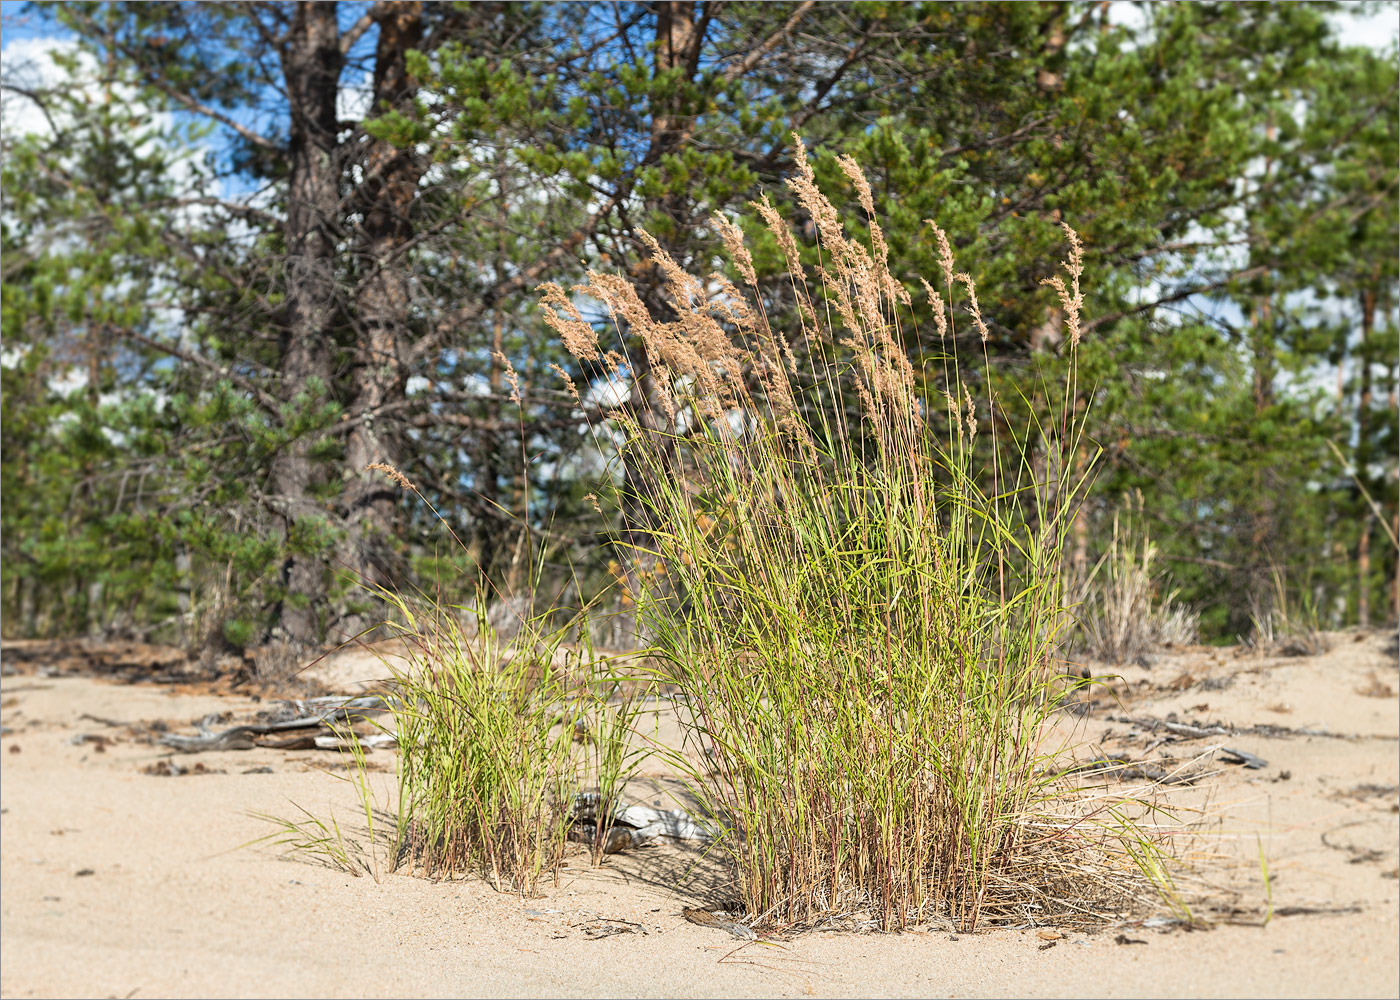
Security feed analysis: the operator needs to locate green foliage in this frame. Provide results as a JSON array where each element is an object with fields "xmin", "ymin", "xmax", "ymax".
[{"xmin": 2, "ymin": 2, "xmax": 1396, "ymax": 648}]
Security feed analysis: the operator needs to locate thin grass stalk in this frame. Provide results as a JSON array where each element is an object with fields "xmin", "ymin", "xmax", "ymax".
[{"xmin": 545, "ymin": 137, "xmax": 1100, "ymax": 930}]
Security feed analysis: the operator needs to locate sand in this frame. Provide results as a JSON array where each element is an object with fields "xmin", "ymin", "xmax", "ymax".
[{"xmin": 1, "ymin": 632, "xmax": 1397, "ymax": 998}]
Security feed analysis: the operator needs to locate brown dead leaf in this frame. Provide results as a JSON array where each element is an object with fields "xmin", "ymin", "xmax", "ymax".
[{"xmin": 1036, "ymin": 929, "xmax": 1064, "ymax": 941}]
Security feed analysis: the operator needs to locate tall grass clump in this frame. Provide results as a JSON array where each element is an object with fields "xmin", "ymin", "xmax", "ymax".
[
  {"xmin": 255, "ymin": 562, "xmax": 653, "ymax": 891},
  {"xmin": 365, "ymin": 579, "xmax": 654, "ymax": 893},
  {"xmin": 1076, "ymin": 494, "xmax": 1199, "ymax": 664},
  {"xmin": 541, "ymin": 137, "xmax": 1101, "ymax": 930},
  {"xmin": 369, "ymin": 593, "xmax": 575, "ymax": 893},
  {"xmin": 345, "ymin": 464, "xmax": 652, "ymax": 894},
  {"xmin": 1246, "ymin": 563, "xmax": 1330, "ymax": 657}
]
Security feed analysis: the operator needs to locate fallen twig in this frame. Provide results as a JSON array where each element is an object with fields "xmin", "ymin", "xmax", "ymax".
[
  {"xmin": 1217, "ymin": 746, "xmax": 1269, "ymax": 769},
  {"xmin": 1046, "ymin": 756, "xmax": 1201, "ymax": 785},
  {"xmin": 159, "ymin": 695, "xmax": 394, "ymax": 753},
  {"xmin": 1163, "ymin": 721, "xmax": 1231, "ymax": 739}
]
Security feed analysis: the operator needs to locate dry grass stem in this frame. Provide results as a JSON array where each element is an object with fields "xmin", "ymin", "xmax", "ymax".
[{"xmin": 539, "ymin": 137, "xmax": 1162, "ymax": 932}]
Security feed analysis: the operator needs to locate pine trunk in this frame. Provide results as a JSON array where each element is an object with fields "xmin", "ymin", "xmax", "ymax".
[
  {"xmin": 621, "ymin": 2, "xmax": 704, "ymax": 555},
  {"xmin": 339, "ymin": 2, "xmax": 425, "ymax": 639},
  {"xmin": 1359, "ymin": 515, "xmax": 1372, "ymax": 628},
  {"xmin": 1249, "ymin": 295, "xmax": 1277, "ymax": 625},
  {"xmin": 269, "ymin": 2, "xmax": 344, "ymax": 645},
  {"xmin": 1356, "ymin": 285, "xmax": 1376, "ymax": 627}
]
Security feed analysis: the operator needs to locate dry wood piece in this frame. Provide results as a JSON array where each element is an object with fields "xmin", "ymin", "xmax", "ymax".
[
  {"xmin": 682, "ymin": 907, "xmax": 756, "ymax": 940},
  {"xmin": 1163, "ymin": 721, "xmax": 1230, "ymax": 739},
  {"xmin": 1272, "ymin": 904, "xmax": 1363, "ymax": 917},
  {"xmin": 1110, "ymin": 711, "xmax": 1352, "ymax": 742},
  {"xmin": 158, "ymin": 694, "xmax": 394, "ymax": 753},
  {"xmin": 570, "ymin": 794, "xmax": 727, "ymax": 854},
  {"xmin": 581, "ymin": 918, "xmax": 646, "ymax": 940},
  {"xmin": 1218, "ymin": 746, "xmax": 1268, "ymax": 769},
  {"xmin": 143, "ymin": 760, "xmax": 224, "ymax": 776},
  {"xmin": 1047, "ymin": 756, "xmax": 1200, "ymax": 785}
]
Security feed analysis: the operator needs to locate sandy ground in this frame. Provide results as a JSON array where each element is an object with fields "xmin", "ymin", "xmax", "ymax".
[{"xmin": 1, "ymin": 632, "xmax": 1397, "ymax": 998}]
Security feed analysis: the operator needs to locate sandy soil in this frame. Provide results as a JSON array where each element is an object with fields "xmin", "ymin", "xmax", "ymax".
[{"xmin": 2, "ymin": 632, "xmax": 1397, "ymax": 998}]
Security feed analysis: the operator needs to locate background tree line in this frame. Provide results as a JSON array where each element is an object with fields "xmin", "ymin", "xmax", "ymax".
[{"xmin": 2, "ymin": 0, "xmax": 1396, "ymax": 652}]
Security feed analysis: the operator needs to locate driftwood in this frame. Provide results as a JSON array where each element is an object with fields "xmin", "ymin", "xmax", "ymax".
[
  {"xmin": 158, "ymin": 695, "xmax": 395, "ymax": 754},
  {"xmin": 1048, "ymin": 756, "xmax": 1200, "ymax": 785},
  {"xmin": 682, "ymin": 906, "xmax": 757, "ymax": 940},
  {"xmin": 570, "ymin": 793, "xmax": 725, "ymax": 853},
  {"xmin": 1097, "ymin": 713, "xmax": 1278, "ymax": 772},
  {"xmin": 1109, "ymin": 713, "xmax": 1347, "ymax": 741},
  {"xmin": 1109, "ymin": 715, "xmax": 1231, "ymax": 739},
  {"xmin": 245, "ymin": 731, "xmax": 399, "ymax": 752},
  {"xmin": 1163, "ymin": 721, "xmax": 1231, "ymax": 739},
  {"xmin": 1218, "ymin": 746, "xmax": 1269, "ymax": 769}
]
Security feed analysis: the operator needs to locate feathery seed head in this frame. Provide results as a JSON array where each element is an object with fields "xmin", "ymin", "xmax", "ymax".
[
  {"xmin": 955, "ymin": 272, "xmax": 990, "ymax": 343},
  {"xmin": 925, "ymin": 220, "xmax": 956, "ymax": 287},
  {"xmin": 493, "ymin": 351, "xmax": 521, "ymax": 403},
  {"xmin": 549, "ymin": 363, "xmax": 581, "ymax": 405},
  {"xmin": 1040, "ymin": 222, "xmax": 1086, "ymax": 348},
  {"xmin": 367, "ymin": 462, "xmax": 415, "ymax": 492},
  {"xmin": 919, "ymin": 277, "xmax": 948, "ymax": 341},
  {"xmin": 538, "ymin": 282, "xmax": 600, "ymax": 362},
  {"xmin": 712, "ymin": 213, "xmax": 756, "ymax": 286}
]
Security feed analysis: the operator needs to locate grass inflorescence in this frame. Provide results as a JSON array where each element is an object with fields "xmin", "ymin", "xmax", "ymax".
[{"xmin": 544, "ymin": 135, "xmax": 1109, "ymax": 930}]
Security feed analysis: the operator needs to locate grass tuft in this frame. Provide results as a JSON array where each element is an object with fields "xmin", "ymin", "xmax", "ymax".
[
  {"xmin": 547, "ymin": 136, "xmax": 1119, "ymax": 930},
  {"xmin": 1075, "ymin": 495, "xmax": 1199, "ymax": 664}
]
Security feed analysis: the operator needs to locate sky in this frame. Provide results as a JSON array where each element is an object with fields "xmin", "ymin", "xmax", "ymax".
[
  {"xmin": 4, "ymin": 1, "xmax": 1397, "ymax": 58},
  {"xmin": 0, "ymin": 0, "xmax": 53, "ymax": 45},
  {"xmin": 1334, "ymin": 0, "xmax": 1400, "ymax": 46},
  {"xmin": 4, "ymin": 1, "xmax": 1394, "ymax": 160}
]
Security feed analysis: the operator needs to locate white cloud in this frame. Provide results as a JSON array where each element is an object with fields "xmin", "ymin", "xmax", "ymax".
[
  {"xmin": 1331, "ymin": 3, "xmax": 1399, "ymax": 49},
  {"xmin": 1106, "ymin": 1, "xmax": 1398, "ymax": 53},
  {"xmin": 584, "ymin": 370, "xmax": 632, "ymax": 409},
  {"xmin": 0, "ymin": 343, "xmax": 30, "ymax": 368},
  {"xmin": 337, "ymin": 70, "xmax": 373, "ymax": 123},
  {"xmin": 48, "ymin": 368, "xmax": 87, "ymax": 397},
  {"xmin": 1, "ymin": 37, "xmax": 212, "ymax": 428},
  {"xmin": 2, "ymin": 35, "xmax": 217, "ymax": 214},
  {"xmin": 0, "ymin": 37, "xmax": 85, "ymax": 135}
]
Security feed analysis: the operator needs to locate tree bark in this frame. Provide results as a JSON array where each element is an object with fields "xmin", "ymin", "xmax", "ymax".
[
  {"xmin": 338, "ymin": 2, "xmax": 425, "ymax": 639},
  {"xmin": 472, "ymin": 310, "xmax": 508, "ymax": 575},
  {"xmin": 1248, "ymin": 294, "xmax": 1277, "ymax": 625},
  {"xmin": 1358, "ymin": 515, "xmax": 1372, "ymax": 627},
  {"xmin": 1356, "ymin": 284, "xmax": 1376, "ymax": 627},
  {"xmin": 269, "ymin": 2, "xmax": 344, "ymax": 645}
]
